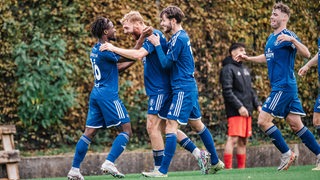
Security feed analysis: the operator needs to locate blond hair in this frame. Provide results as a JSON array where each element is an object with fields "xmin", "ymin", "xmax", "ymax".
[{"xmin": 120, "ymin": 11, "xmax": 144, "ymax": 24}]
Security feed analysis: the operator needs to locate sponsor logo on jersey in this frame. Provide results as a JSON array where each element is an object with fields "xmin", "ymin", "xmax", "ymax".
[{"xmin": 265, "ymin": 48, "xmax": 274, "ymax": 61}]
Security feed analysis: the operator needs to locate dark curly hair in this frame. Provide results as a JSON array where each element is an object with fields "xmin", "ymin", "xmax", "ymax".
[{"xmin": 90, "ymin": 17, "xmax": 112, "ymax": 39}]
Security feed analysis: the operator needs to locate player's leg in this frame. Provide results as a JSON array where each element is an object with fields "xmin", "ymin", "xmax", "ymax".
[
  {"xmin": 312, "ymin": 112, "xmax": 320, "ymax": 170},
  {"xmin": 189, "ymin": 119, "xmax": 224, "ymax": 174},
  {"xmin": 100, "ymin": 98, "xmax": 131, "ymax": 178},
  {"xmin": 68, "ymin": 128, "xmax": 97, "ymax": 180},
  {"xmin": 177, "ymin": 129, "xmax": 210, "ymax": 174},
  {"xmin": 287, "ymin": 95, "xmax": 320, "ymax": 170},
  {"xmin": 314, "ymin": 112, "xmax": 320, "ymax": 137},
  {"xmin": 68, "ymin": 94, "xmax": 101, "ymax": 180},
  {"xmin": 260, "ymin": 91, "xmax": 295, "ymax": 171},
  {"xmin": 146, "ymin": 114, "xmax": 165, "ymax": 170},
  {"xmin": 159, "ymin": 120, "xmax": 178, "ymax": 174},
  {"xmin": 142, "ymin": 119, "xmax": 178, "ymax": 177},
  {"xmin": 259, "ymin": 110, "xmax": 294, "ymax": 170},
  {"xmin": 286, "ymin": 113, "xmax": 320, "ymax": 171},
  {"xmin": 101, "ymin": 123, "xmax": 131, "ymax": 178},
  {"xmin": 313, "ymin": 95, "xmax": 320, "ymax": 137},
  {"xmin": 146, "ymin": 94, "xmax": 169, "ymax": 170}
]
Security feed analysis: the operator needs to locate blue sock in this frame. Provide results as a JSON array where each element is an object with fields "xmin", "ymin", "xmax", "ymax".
[
  {"xmin": 159, "ymin": 133, "xmax": 177, "ymax": 174},
  {"xmin": 179, "ymin": 137, "xmax": 196, "ymax": 153},
  {"xmin": 106, "ymin": 132, "xmax": 129, "ymax": 163},
  {"xmin": 296, "ymin": 126, "xmax": 320, "ymax": 155},
  {"xmin": 316, "ymin": 126, "xmax": 320, "ymax": 137},
  {"xmin": 72, "ymin": 135, "xmax": 91, "ymax": 168},
  {"xmin": 198, "ymin": 126, "xmax": 219, "ymax": 165},
  {"xmin": 153, "ymin": 149, "xmax": 164, "ymax": 167},
  {"xmin": 265, "ymin": 125, "xmax": 289, "ymax": 153}
]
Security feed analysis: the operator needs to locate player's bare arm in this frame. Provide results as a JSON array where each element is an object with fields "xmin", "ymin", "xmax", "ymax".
[
  {"xmin": 117, "ymin": 61, "xmax": 135, "ymax": 72},
  {"xmin": 298, "ymin": 52, "xmax": 319, "ymax": 76},
  {"xmin": 235, "ymin": 54, "xmax": 266, "ymax": 63},
  {"xmin": 100, "ymin": 43, "xmax": 148, "ymax": 61}
]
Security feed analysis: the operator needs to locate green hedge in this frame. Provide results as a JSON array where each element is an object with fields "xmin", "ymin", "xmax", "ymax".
[{"xmin": 1, "ymin": 0, "xmax": 319, "ymax": 150}]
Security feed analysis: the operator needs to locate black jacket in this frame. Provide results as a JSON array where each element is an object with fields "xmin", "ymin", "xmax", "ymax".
[{"xmin": 219, "ymin": 56, "xmax": 261, "ymax": 118}]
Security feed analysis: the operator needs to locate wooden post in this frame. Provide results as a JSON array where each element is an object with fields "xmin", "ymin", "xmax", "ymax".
[{"xmin": 0, "ymin": 125, "xmax": 20, "ymax": 180}]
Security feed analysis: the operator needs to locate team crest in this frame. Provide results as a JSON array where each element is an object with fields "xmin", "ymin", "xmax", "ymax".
[
  {"xmin": 149, "ymin": 99, "xmax": 155, "ymax": 106},
  {"xmin": 170, "ymin": 103, "xmax": 175, "ymax": 110}
]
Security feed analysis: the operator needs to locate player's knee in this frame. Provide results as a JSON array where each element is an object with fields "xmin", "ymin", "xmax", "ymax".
[
  {"xmin": 123, "ymin": 129, "xmax": 132, "ymax": 137},
  {"xmin": 84, "ymin": 128, "xmax": 97, "ymax": 139},
  {"xmin": 189, "ymin": 120, "xmax": 204, "ymax": 132}
]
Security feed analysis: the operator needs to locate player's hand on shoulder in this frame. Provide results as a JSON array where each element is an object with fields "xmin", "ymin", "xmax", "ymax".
[
  {"xmin": 142, "ymin": 26, "xmax": 153, "ymax": 38},
  {"xmin": 147, "ymin": 33, "xmax": 160, "ymax": 46},
  {"xmin": 99, "ymin": 42, "xmax": 114, "ymax": 52}
]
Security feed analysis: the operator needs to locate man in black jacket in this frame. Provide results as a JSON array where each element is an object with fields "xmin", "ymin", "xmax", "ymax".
[{"xmin": 219, "ymin": 43, "xmax": 261, "ymax": 169}]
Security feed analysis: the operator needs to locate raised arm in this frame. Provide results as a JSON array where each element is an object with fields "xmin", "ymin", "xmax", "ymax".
[{"xmin": 277, "ymin": 33, "xmax": 311, "ymax": 58}]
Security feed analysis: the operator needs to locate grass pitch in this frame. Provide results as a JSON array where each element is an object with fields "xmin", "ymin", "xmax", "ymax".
[{"xmin": 34, "ymin": 165, "xmax": 319, "ymax": 180}]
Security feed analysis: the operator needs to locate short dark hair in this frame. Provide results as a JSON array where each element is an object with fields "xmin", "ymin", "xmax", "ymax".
[
  {"xmin": 90, "ymin": 17, "xmax": 112, "ymax": 39},
  {"xmin": 160, "ymin": 6, "xmax": 185, "ymax": 23},
  {"xmin": 229, "ymin": 43, "xmax": 245, "ymax": 55},
  {"xmin": 273, "ymin": 2, "xmax": 290, "ymax": 17}
]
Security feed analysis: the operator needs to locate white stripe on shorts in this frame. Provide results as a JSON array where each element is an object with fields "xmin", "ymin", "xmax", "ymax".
[
  {"xmin": 155, "ymin": 94, "xmax": 163, "ymax": 111},
  {"xmin": 269, "ymin": 91, "xmax": 282, "ymax": 111},
  {"xmin": 174, "ymin": 91, "xmax": 184, "ymax": 116},
  {"xmin": 114, "ymin": 100, "xmax": 125, "ymax": 119}
]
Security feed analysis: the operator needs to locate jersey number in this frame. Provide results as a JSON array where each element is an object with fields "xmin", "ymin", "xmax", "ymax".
[{"xmin": 91, "ymin": 58, "xmax": 101, "ymax": 80}]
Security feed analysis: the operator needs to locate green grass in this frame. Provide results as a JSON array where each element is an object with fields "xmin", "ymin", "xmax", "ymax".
[{"xmin": 31, "ymin": 165, "xmax": 320, "ymax": 180}]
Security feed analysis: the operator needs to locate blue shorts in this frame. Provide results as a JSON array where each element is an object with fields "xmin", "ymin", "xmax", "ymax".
[
  {"xmin": 313, "ymin": 94, "xmax": 320, "ymax": 113},
  {"xmin": 166, "ymin": 90, "xmax": 201, "ymax": 125},
  {"xmin": 147, "ymin": 93, "xmax": 170, "ymax": 115},
  {"xmin": 86, "ymin": 88, "xmax": 130, "ymax": 129},
  {"xmin": 262, "ymin": 91, "xmax": 305, "ymax": 118}
]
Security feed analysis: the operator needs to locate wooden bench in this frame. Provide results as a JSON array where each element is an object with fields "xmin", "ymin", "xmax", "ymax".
[{"xmin": 0, "ymin": 125, "xmax": 20, "ymax": 180}]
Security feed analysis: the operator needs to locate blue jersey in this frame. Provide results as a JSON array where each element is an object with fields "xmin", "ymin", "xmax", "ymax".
[
  {"xmin": 90, "ymin": 43, "xmax": 120, "ymax": 94},
  {"xmin": 142, "ymin": 29, "xmax": 170, "ymax": 95},
  {"xmin": 166, "ymin": 30, "xmax": 197, "ymax": 91},
  {"xmin": 264, "ymin": 29, "xmax": 300, "ymax": 92}
]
